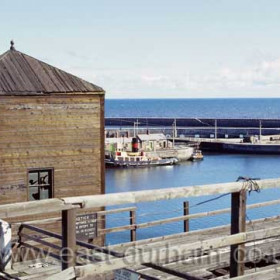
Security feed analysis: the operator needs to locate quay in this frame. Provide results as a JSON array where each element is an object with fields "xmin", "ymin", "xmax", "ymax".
[
  {"xmin": 2, "ymin": 178, "xmax": 280, "ymax": 279},
  {"xmin": 105, "ymin": 117, "xmax": 280, "ymax": 138},
  {"xmin": 175, "ymin": 136, "xmax": 280, "ymax": 154}
]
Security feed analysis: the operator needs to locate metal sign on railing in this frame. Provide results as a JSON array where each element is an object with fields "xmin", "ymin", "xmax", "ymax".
[{"xmin": 76, "ymin": 213, "xmax": 97, "ymax": 240}]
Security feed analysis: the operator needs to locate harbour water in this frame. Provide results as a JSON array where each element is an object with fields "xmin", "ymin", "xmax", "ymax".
[{"xmin": 105, "ymin": 99, "xmax": 280, "ymax": 245}]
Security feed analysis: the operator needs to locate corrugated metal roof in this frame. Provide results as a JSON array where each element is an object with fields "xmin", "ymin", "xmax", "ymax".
[
  {"xmin": 105, "ymin": 137, "xmax": 133, "ymax": 144},
  {"xmin": 0, "ymin": 49, "xmax": 104, "ymax": 95},
  {"xmin": 137, "ymin": 134, "xmax": 167, "ymax": 141}
]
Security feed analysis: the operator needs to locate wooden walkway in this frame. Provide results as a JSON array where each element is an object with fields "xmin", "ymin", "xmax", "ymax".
[
  {"xmin": 2, "ymin": 178, "xmax": 280, "ymax": 279},
  {"xmin": 3, "ymin": 216, "xmax": 280, "ymax": 280},
  {"xmin": 109, "ymin": 216, "xmax": 280, "ymax": 279}
]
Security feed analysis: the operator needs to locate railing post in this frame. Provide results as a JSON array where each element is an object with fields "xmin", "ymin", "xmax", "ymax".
[
  {"xmin": 130, "ymin": 210, "xmax": 136, "ymax": 242},
  {"xmin": 183, "ymin": 201, "xmax": 189, "ymax": 232},
  {"xmin": 61, "ymin": 208, "xmax": 76, "ymax": 270},
  {"xmin": 230, "ymin": 190, "xmax": 246, "ymax": 277}
]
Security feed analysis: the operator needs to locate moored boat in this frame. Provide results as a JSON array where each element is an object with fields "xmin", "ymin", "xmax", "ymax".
[
  {"xmin": 105, "ymin": 151, "xmax": 178, "ymax": 168},
  {"xmin": 190, "ymin": 149, "xmax": 204, "ymax": 161}
]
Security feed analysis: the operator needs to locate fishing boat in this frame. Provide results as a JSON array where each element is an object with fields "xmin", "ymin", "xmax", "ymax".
[
  {"xmin": 105, "ymin": 151, "xmax": 178, "ymax": 168},
  {"xmin": 190, "ymin": 149, "xmax": 204, "ymax": 161}
]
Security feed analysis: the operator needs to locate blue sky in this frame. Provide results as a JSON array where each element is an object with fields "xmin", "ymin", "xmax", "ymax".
[{"xmin": 1, "ymin": 0, "xmax": 280, "ymax": 98}]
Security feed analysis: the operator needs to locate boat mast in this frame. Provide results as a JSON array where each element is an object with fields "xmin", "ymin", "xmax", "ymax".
[
  {"xmin": 215, "ymin": 119, "xmax": 217, "ymax": 139},
  {"xmin": 259, "ymin": 120, "xmax": 262, "ymax": 142},
  {"xmin": 172, "ymin": 119, "xmax": 177, "ymax": 148}
]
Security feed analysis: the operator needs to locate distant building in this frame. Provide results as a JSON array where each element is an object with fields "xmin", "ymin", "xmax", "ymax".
[
  {"xmin": 105, "ymin": 136, "xmax": 133, "ymax": 152},
  {"xmin": 105, "ymin": 133, "xmax": 172, "ymax": 152},
  {"xmin": 0, "ymin": 42, "xmax": 105, "ymax": 242},
  {"xmin": 137, "ymin": 133, "xmax": 171, "ymax": 151}
]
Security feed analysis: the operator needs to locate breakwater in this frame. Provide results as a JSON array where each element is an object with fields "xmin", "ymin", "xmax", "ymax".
[{"xmin": 105, "ymin": 117, "xmax": 280, "ymax": 138}]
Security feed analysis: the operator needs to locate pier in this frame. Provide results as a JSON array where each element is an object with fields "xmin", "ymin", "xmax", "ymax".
[
  {"xmin": 105, "ymin": 117, "xmax": 280, "ymax": 138},
  {"xmin": 1, "ymin": 178, "xmax": 280, "ymax": 279}
]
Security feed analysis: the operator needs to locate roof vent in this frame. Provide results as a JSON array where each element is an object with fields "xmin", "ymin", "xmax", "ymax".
[{"xmin": 10, "ymin": 40, "xmax": 15, "ymax": 51}]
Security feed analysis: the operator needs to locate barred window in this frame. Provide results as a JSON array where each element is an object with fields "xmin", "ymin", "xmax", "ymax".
[{"xmin": 28, "ymin": 169, "xmax": 53, "ymax": 201}]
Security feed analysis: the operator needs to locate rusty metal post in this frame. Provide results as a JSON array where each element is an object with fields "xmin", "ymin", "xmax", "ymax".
[
  {"xmin": 130, "ymin": 210, "xmax": 136, "ymax": 242},
  {"xmin": 61, "ymin": 208, "xmax": 76, "ymax": 270},
  {"xmin": 230, "ymin": 190, "xmax": 246, "ymax": 277},
  {"xmin": 183, "ymin": 201, "xmax": 189, "ymax": 232}
]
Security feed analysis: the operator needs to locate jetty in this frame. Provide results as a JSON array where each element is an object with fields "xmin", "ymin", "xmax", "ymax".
[
  {"xmin": 2, "ymin": 178, "xmax": 280, "ymax": 279},
  {"xmin": 105, "ymin": 117, "xmax": 280, "ymax": 138}
]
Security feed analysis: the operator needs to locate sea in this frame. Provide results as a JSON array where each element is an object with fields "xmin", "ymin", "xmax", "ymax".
[{"xmin": 105, "ymin": 98, "xmax": 280, "ymax": 245}]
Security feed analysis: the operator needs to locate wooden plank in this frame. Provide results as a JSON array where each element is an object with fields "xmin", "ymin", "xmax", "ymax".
[
  {"xmin": 75, "ymin": 225, "xmax": 280, "ymax": 277},
  {"xmin": 231, "ymin": 266, "xmax": 280, "ymax": 280},
  {"xmin": 230, "ymin": 190, "xmax": 246, "ymax": 277},
  {"xmin": 13, "ymin": 217, "xmax": 61, "ymax": 226},
  {"xmin": 145, "ymin": 263, "xmax": 204, "ymax": 280},
  {"xmin": 45, "ymin": 267, "xmax": 75, "ymax": 280},
  {"xmin": 97, "ymin": 207, "xmax": 136, "ymax": 216},
  {"xmin": 130, "ymin": 210, "xmax": 136, "ymax": 242},
  {"xmin": 0, "ymin": 199, "xmax": 77, "ymax": 219},
  {"xmin": 98, "ymin": 224, "xmax": 135, "ymax": 235},
  {"xmin": 61, "ymin": 209, "xmax": 77, "ymax": 270},
  {"xmin": 75, "ymin": 239, "xmax": 124, "ymax": 258},
  {"xmin": 62, "ymin": 178, "xmax": 280, "ymax": 209},
  {"xmin": 136, "ymin": 239, "xmax": 280, "ymax": 278}
]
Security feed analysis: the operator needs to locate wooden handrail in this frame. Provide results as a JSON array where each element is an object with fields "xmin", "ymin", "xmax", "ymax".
[
  {"xmin": 1, "ymin": 178, "xmax": 280, "ymax": 219},
  {"xmin": 12, "ymin": 206, "xmax": 136, "ymax": 226},
  {"xmin": 97, "ymin": 207, "xmax": 136, "ymax": 216},
  {"xmin": 62, "ymin": 178, "xmax": 280, "ymax": 209}
]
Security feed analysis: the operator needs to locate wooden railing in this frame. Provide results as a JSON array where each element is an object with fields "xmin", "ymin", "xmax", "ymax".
[
  {"xmin": 1, "ymin": 178, "xmax": 280, "ymax": 220},
  {"xmin": 2, "ymin": 178, "xmax": 280, "ymax": 279},
  {"xmin": 99, "ymin": 198, "xmax": 280, "ymax": 238}
]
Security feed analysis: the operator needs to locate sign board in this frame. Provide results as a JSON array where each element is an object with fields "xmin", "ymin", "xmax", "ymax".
[
  {"xmin": 76, "ymin": 213, "xmax": 97, "ymax": 240},
  {"xmin": 114, "ymin": 269, "xmax": 140, "ymax": 280}
]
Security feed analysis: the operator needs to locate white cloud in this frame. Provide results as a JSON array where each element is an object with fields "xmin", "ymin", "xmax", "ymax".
[{"xmin": 65, "ymin": 57, "xmax": 280, "ymax": 98}]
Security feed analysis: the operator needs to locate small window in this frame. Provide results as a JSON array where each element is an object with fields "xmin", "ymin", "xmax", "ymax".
[{"xmin": 28, "ymin": 169, "xmax": 53, "ymax": 201}]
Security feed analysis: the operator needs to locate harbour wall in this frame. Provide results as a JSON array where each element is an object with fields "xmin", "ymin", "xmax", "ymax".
[{"xmin": 105, "ymin": 118, "xmax": 280, "ymax": 138}]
